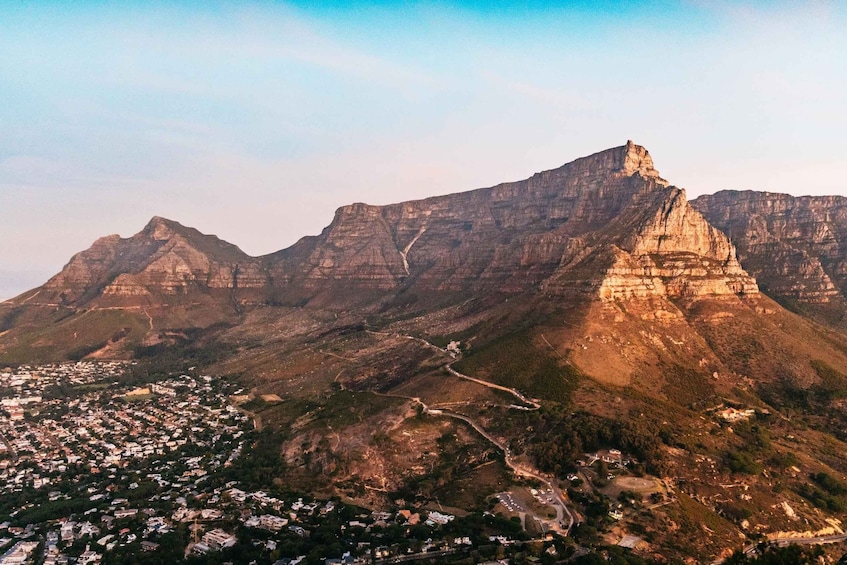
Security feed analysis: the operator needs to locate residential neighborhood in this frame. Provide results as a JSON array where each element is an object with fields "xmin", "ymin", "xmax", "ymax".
[{"xmin": 0, "ymin": 363, "xmax": 545, "ymax": 564}]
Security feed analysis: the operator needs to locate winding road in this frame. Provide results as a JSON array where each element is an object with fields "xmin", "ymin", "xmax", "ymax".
[
  {"xmin": 711, "ymin": 533, "xmax": 847, "ymax": 565},
  {"xmin": 433, "ymin": 342, "xmax": 574, "ymax": 534},
  {"xmin": 444, "ymin": 365, "xmax": 541, "ymax": 410},
  {"xmin": 359, "ymin": 331, "xmax": 574, "ymax": 535}
]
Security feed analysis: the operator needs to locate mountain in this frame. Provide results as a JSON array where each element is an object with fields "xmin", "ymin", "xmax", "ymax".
[
  {"xmin": 265, "ymin": 141, "xmax": 757, "ymax": 307},
  {"xmin": 6, "ymin": 143, "xmax": 847, "ymax": 561},
  {"xmin": 693, "ymin": 191, "xmax": 847, "ymax": 325},
  {"xmin": 24, "ymin": 216, "xmax": 265, "ymax": 306},
  {"xmin": 0, "ymin": 217, "xmax": 267, "ymax": 361},
  {"xmin": 2, "ymin": 141, "xmax": 760, "ymax": 361}
]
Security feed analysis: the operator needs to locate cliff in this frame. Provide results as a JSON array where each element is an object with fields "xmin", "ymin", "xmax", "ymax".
[
  {"xmin": 7, "ymin": 142, "xmax": 757, "ymax": 313},
  {"xmin": 693, "ymin": 191, "xmax": 847, "ymax": 314},
  {"xmin": 267, "ymin": 141, "xmax": 756, "ymax": 303}
]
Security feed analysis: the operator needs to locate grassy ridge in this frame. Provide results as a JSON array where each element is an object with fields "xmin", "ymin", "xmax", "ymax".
[{"xmin": 0, "ymin": 309, "xmax": 149, "ymax": 364}]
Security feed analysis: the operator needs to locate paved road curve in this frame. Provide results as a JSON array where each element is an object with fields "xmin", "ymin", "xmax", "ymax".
[
  {"xmin": 712, "ymin": 533, "xmax": 847, "ymax": 564},
  {"xmin": 351, "ymin": 331, "xmax": 576, "ymax": 536}
]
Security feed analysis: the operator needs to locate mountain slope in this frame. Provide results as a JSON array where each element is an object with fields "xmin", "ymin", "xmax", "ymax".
[
  {"xmin": 19, "ymin": 216, "xmax": 266, "ymax": 306},
  {"xmin": 0, "ymin": 217, "xmax": 268, "ymax": 361}
]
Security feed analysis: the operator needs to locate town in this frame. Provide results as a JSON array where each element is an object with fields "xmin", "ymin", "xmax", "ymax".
[{"xmin": 0, "ymin": 363, "xmax": 556, "ymax": 565}]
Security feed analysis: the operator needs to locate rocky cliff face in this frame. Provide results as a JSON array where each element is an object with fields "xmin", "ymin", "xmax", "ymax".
[
  {"xmin": 15, "ymin": 217, "xmax": 266, "ymax": 309},
  {"xmin": 692, "ymin": 191, "xmax": 847, "ymax": 310},
  {"xmin": 591, "ymin": 187, "xmax": 758, "ymax": 300},
  {"xmin": 10, "ymin": 143, "xmax": 758, "ymax": 313},
  {"xmin": 268, "ymin": 141, "xmax": 756, "ymax": 303},
  {"xmin": 2, "ymin": 141, "xmax": 760, "ymax": 361}
]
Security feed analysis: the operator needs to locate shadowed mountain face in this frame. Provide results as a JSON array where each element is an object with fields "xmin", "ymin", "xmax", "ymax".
[{"xmin": 693, "ymin": 191, "xmax": 847, "ymax": 324}]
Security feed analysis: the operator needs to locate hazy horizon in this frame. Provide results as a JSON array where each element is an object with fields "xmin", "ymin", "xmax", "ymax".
[{"xmin": 2, "ymin": 1, "xmax": 846, "ymax": 300}]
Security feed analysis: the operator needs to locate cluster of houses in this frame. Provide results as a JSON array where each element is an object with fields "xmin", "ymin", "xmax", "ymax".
[
  {"xmin": 0, "ymin": 541, "xmax": 39, "ymax": 564},
  {"xmin": 0, "ymin": 368, "xmax": 249, "ymax": 496},
  {"xmin": 0, "ymin": 364, "xmax": 253, "ymax": 563},
  {"xmin": 0, "ymin": 362, "xmax": 126, "ymax": 426},
  {"xmin": 0, "ymin": 363, "xmax": 538, "ymax": 564}
]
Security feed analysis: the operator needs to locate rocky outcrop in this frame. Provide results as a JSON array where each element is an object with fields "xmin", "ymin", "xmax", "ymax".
[
  {"xmin": 692, "ymin": 191, "xmax": 847, "ymax": 306},
  {"xmin": 592, "ymin": 188, "xmax": 758, "ymax": 300}
]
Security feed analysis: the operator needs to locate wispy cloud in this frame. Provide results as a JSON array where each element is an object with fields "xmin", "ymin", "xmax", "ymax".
[
  {"xmin": 106, "ymin": 6, "xmax": 442, "ymax": 97},
  {"xmin": 482, "ymin": 72, "xmax": 593, "ymax": 113}
]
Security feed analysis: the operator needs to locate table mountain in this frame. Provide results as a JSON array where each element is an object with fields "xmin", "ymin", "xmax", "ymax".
[
  {"xmin": 265, "ymin": 141, "xmax": 757, "ymax": 306},
  {"xmin": 7, "ymin": 143, "xmax": 847, "ymax": 562}
]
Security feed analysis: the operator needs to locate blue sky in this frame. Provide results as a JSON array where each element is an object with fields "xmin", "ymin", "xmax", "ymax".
[{"xmin": 1, "ymin": 1, "xmax": 846, "ymax": 299}]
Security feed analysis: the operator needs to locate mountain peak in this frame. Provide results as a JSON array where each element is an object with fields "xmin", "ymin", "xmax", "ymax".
[
  {"xmin": 560, "ymin": 141, "xmax": 668, "ymax": 188},
  {"xmin": 144, "ymin": 216, "xmax": 185, "ymax": 241},
  {"xmin": 621, "ymin": 140, "xmax": 662, "ymax": 180}
]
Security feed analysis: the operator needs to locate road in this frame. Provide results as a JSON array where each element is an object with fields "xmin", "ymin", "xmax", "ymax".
[
  {"xmin": 365, "ymin": 330, "xmax": 540, "ymax": 409},
  {"xmin": 747, "ymin": 533, "xmax": 847, "ymax": 552},
  {"xmin": 363, "ymin": 369, "xmax": 575, "ymax": 535},
  {"xmin": 374, "ymin": 547, "xmax": 460, "ymax": 564},
  {"xmin": 712, "ymin": 533, "xmax": 847, "ymax": 564},
  {"xmin": 412, "ymin": 335, "xmax": 573, "ymax": 535},
  {"xmin": 333, "ymin": 331, "xmax": 575, "ymax": 536},
  {"xmin": 419, "ymin": 404, "xmax": 574, "ymax": 535},
  {"xmin": 444, "ymin": 365, "xmax": 540, "ymax": 410}
]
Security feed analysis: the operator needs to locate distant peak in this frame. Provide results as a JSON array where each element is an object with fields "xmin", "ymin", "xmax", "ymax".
[{"xmin": 144, "ymin": 216, "xmax": 184, "ymax": 241}]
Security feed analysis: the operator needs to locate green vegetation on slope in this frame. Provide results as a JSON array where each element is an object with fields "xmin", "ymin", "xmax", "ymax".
[
  {"xmin": 758, "ymin": 359, "xmax": 847, "ymax": 442},
  {"xmin": 453, "ymin": 331, "xmax": 580, "ymax": 403}
]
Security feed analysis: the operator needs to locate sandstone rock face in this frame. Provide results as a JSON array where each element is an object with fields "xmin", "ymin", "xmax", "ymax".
[
  {"xmin": 9, "ymin": 143, "xmax": 758, "ymax": 318},
  {"xmin": 25, "ymin": 217, "xmax": 265, "ymax": 308},
  {"xmin": 268, "ymin": 141, "xmax": 757, "ymax": 302},
  {"xmin": 692, "ymin": 191, "xmax": 847, "ymax": 306},
  {"xmin": 593, "ymin": 188, "xmax": 758, "ymax": 300}
]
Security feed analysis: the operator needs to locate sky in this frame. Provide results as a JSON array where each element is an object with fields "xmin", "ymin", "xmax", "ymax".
[{"xmin": 1, "ymin": 1, "xmax": 846, "ymax": 300}]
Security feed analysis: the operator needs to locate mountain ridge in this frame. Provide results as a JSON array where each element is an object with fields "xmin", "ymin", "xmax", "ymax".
[
  {"xmin": 0, "ymin": 141, "xmax": 770, "ymax": 362},
  {"xmin": 4, "ymin": 142, "xmax": 846, "ymax": 366},
  {"xmin": 7, "ymin": 143, "xmax": 847, "ymax": 561},
  {"xmin": 693, "ymin": 189, "xmax": 847, "ymax": 325}
]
